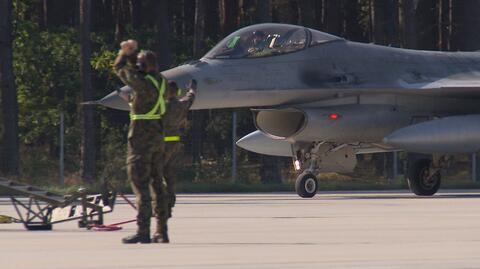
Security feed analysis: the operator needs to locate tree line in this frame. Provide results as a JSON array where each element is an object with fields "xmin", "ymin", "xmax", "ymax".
[{"xmin": 1, "ymin": 0, "xmax": 480, "ymax": 185}]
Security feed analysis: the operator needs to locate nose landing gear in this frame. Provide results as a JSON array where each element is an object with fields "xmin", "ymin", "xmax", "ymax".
[
  {"xmin": 295, "ymin": 172, "xmax": 318, "ymax": 198},
  {"xmin": 292, "ymin": 142, "xmax": 357, "ymax": 198}
]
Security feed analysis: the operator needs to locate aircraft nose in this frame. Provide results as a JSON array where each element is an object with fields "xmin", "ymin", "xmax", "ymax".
[{"xmin": 162, "ymin": 64, "xmax": 196, "ymax": 89}]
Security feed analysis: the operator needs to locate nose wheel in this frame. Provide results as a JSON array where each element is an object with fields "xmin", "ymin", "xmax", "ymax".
[{"xmin": 295, "ymin": 172, "xmax": 318, "ymax": 198}]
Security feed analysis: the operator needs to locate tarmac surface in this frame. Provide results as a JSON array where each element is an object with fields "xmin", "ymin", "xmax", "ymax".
[{"xmin": 2, "ymin": 191, "xmax": 480, "ymax": 269}]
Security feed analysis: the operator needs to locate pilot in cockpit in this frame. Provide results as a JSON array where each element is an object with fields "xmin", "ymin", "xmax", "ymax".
[{"xmin": 247, "ymin": 30, "xmax": 270, "ymax": 56}]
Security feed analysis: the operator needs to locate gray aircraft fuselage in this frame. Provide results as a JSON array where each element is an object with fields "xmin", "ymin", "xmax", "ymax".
[
  {"xmin": 159, "ymin": 24, "xmax": 480, "ymax": 154},
  {"xmin": 97, "ymin": 23, "xmax": 480, "ymax": 156},
  {"xmin": 92, "ymin": 23, "xmax": 480, "ymax": 197},
  {"xmin": 163, "ymin": 30, "xmax": 480, "ymax": 112}
]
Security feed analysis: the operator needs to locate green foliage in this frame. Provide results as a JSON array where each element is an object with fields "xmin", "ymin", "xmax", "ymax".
[{"xmin": 13, "ymin": 21, "xmax": 81, "ymax": 145}]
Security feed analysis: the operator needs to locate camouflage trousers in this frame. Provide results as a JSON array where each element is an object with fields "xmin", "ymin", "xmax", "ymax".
[
  {"xmin": 161, "ymin": 142, "xmax": 183, "ymax": 220},
  {"xmin": 127, "ymin": 135, "xmax": 166, "ymax": 236}
]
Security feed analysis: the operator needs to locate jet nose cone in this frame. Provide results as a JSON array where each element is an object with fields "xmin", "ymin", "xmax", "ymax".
[
  {"xmin": 85, "ymin": 85, "xmax": 131, "ymax": 111},
  {"xmin": 162, "ymin": 64, "xmax": 195, "ymax": 89}
]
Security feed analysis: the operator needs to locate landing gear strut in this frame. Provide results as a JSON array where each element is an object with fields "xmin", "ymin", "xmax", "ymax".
[
  {"xmin": 295, "ymin": 172, "xmax": 318, "ymax": 198},
  {"xmin": 292, "ymin": 142, "xmax": 357, "ymax": 198},
  {"xmin": 407, "ymin": 158, "xmax": 441, "ymax": 196}
]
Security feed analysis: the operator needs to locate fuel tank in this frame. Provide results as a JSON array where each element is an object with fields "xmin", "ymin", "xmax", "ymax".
[{"xmin": 383, "ymin": 114, "xmax": 480, "ymax": 154}]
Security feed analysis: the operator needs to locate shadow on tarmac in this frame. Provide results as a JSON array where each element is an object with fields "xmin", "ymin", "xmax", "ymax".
[{"xmin": 329, "ymin": 193, "xmax": 480, "ymax": 200}]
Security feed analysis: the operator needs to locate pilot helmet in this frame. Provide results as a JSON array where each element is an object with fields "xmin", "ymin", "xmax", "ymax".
[{"xmin": 253, "ymin": 30, "xmax": 266, "ymax": 38}]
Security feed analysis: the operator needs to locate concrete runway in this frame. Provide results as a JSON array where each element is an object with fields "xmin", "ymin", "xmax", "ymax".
[{"xmin": 2, "ymin": 191, "xmax": 480, "ymax": 269}]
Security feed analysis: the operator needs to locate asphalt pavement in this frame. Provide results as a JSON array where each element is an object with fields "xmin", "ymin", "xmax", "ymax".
[{"xmin": 2, "ymin": 191, "xmax": 480, "ymax": 269}]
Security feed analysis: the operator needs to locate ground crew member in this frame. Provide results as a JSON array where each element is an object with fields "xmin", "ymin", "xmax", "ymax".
[
  {"xmin": 114, "ymin": 39, "xmax": 166, "ymax": 244},
  {"xmin": 151, "ymin": 80, "xmax": 196, "ymax": 243}
]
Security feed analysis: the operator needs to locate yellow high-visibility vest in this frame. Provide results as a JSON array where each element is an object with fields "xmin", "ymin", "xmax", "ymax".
[
  {"xmin": 129, "ymin": 75, "xmax": 166, "ymax": 121},
  {"xmin": 164, "ymin": 136, "xmax": 181, "ymax": 142}
]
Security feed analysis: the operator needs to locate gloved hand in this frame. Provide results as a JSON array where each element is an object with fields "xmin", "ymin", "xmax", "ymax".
[
  {"xmin": 120, "ymin": 39, "xmax": 138, "ymax": 56},
  {"xmin": 187, "ymin": 79, "xmax": 197, "ymax": 93}
]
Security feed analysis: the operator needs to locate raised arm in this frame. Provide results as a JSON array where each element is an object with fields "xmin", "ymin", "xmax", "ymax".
[
  {"xmin": 179, "ymin": 79, "xmax": 197, "ymax": 109},
  {"xmin": 113, "ymin": 40, "xmax": 150, "ymax": 91}
]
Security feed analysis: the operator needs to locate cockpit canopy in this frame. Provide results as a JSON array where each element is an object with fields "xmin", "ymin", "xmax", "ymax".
[{"xmin": 204, "ymin": 23, "xmax": 342, "ymax": 59}]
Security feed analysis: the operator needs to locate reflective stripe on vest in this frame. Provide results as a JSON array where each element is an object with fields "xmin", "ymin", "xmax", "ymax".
[
  {"xmin": 164, "ymin": 136, "xmax": 181, "ymax": 142},
  {"xmin": 129, "ymin": 75, "xmax": 166, "ymax": 121}
]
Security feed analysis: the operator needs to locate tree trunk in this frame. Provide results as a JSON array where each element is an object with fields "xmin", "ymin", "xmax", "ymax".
[
  {"xmin": 114, "ymin": 0, "xmax": 125, "ymax": 42},
  {"xmin": 372, "ymin": 153, "xmax": 385, "ymax": 177},
  {"xmin": 324, "ymin": 0, "xmax": 343, "ymax": 35},
  {"xmin": 451, "ymin": 0, "xmax": 480, "ymax": 51},
  {"xmin": 130, "ymin": 0, "xmax": 142, "ymax": 28},
  {"xmin": 0, "ymin": 0, "xmax": 19, "ymax": 176},
  {"xmin": 155, "ymin": 0, "xmax": 171, "ymax": 71},
  {"xmin": 373, "ymin": 0, "xmax": 386, "ymax": 44},
  {"xmin": 438, "ymin": 0, "xmax": 452, "ymax": 50},
  {"xmin": 297, "ymin": 0, "xmax": 316, "ymax": 28},
  {"xmin": 256, "ymin": 0, "xmax": 272, "ymax": 23},
  {"xmin": 260, "ymin": 156, "xmax": 282, "ymax": 184},
  {"xmin": 416, "ymin": 0, "xmax": 437, "ymax": 50},
  {"xmin": 402, "ymin": 0, "xmax": 417, "ymax": 49},
  {"xmin": 314, "ymin": 0, "xmax": 323, "ymax": 30},
  {"xmin": 219, "ymin": 0, "xmax": 238, "ymax": 36},
  {"xmin": 204, "ymin": 1, "xmax": 220, "ymax": 40},
  {"xmin": 37, "ymin": 0, "xmax": 48, "ymax": 30},
  {"xmin": 47, "ymin": 0, "xmax": 76, "ymax": 27},
  {"xmin": 93, "ymin": 0, "xmax": 114, "ymax": 31},
  {"xmin": 374, "ymin": 0, "xmax": 400, "ymax": 46},
  {"xmin": 191, "ymin": 0, "xmax": 207, "ymax": 169},
  {"xmin": 80, "ymin": 0, "xmax": 95, "ymax": 182},
  {"xmin": 344, "ymin": 0, "xmax": 365, "ymax": 42},
  {"xmin": 193, "ymin": 0, "xmax": 206, "ymax": 58},
  {"xmin": 384, "ymin": 0, "xmax": 400, "ymax": 47},
  {"xmin": 273, "ymin": 0, "xmax": 298, "ymax": 25}
]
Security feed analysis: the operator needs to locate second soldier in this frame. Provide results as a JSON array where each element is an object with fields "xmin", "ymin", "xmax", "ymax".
[{"xmin": 152, "ymin": 80, "xmax": 196, "ymax": 243}]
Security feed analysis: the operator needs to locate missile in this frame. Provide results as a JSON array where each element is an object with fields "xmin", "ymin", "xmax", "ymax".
[
  {"xmin": 383, "ymin": 114, "xmax": 480, "ymax": 154},
  {"xmin": 81, "ymin": 86, "xmax": 131, "ymax": 111}
]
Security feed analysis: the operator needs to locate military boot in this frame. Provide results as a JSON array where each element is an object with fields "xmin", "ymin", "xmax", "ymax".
[
  {"xmin": 122, "ymin": 233, "xmax": 151, "ymax": 244},
  {"xmin": 152, "ymin": 224, "xmax": 169, "ymax": 243}
]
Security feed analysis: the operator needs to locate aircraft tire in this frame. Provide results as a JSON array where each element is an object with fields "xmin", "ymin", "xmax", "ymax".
[
  {"xmin": 295, "ymin": 172, "xmax": 318, "ymax": 198},
  {"xmin": 407, "ymin": 159, "xmax": 441, "ymax": 196}
]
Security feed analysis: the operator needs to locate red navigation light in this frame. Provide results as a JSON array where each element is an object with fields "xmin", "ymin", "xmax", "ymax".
[{"xmin": 329, "ymin": 113, "xmax": 340, "ymax": 120}]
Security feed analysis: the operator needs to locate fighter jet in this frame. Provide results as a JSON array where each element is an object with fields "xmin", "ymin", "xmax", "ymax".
[{"xmin": 96, "ymin": 23, "xmax": 480, "ymax": 198}]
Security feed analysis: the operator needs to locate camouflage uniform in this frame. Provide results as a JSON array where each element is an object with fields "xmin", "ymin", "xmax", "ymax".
[
  {"xmin": 114, "ymin": 52, "xmax": 166, "ymax": 237},
  {"xmin": 161, "ymin": 90, "xmax": 195, "ymax": 220}
]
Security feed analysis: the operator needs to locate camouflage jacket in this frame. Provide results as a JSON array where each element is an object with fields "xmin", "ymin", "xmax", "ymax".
[
  {"xmin": 163, "ymin": 91, "xmax": 195, "ymax": 137},
  {"xmin": 113, "ymin": 52, "xmax": 164, "ymax": 142}
]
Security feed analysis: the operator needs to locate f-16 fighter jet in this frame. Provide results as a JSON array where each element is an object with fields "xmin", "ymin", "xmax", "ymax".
[{"xmin": 96, "ymin": 23, "xmax": 480, "ymax": 198}]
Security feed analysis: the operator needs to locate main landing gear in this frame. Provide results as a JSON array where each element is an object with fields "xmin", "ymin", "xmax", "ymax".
[
  {"xmin": 293, "ymin": 143, "xmax": 445, "ymax": 198},
  {"xmin": 407, "ymin": 158, "xmax": 442, "ymax": 196}
]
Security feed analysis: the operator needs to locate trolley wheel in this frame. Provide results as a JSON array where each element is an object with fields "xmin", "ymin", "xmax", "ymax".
[{"xmin": 26, "ymin": 224, "xmax": 52, "ymax": 231}]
